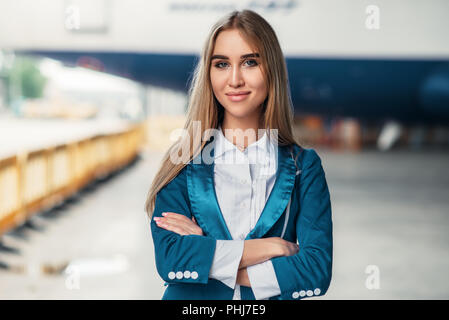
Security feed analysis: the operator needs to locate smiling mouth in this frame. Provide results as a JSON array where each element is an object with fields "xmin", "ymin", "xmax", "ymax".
[
  {"xmin": 226, "ymin": 91, "xmax": 251, "ymax": 96},
  {"xmin": 226, "ymin": 92, "xmax": 251, "ymax": 102}
]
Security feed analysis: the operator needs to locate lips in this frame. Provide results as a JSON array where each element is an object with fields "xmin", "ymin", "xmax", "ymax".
[
  {"xmin": 226, "ymin": 91, "xmax": 251, "ymax": 96},
  {"xmin": 226, "ymin": 91, "xmax": 251, "ymax": 102}
]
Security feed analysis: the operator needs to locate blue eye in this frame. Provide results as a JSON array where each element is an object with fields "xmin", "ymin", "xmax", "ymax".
[
  {"xmin": 213, "ymin": 59, "xmax": 259, "ymax": 69},
  {"xmin": 215, "ymin": 62, "xmax": 228, "ymax": 68},
  {"xmin": 244, "ymin": 59, "xmax": 258, "ymax": 67}
]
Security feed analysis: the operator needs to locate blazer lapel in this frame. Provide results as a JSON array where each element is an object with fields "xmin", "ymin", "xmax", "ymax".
[
  {"xmin": 245, "ymin": 145, "xmax": 296, "ymax": 240},
  {"xmin": 187, "ymin": 139, "xmax": 233, "ymax": 240},
  {"xmin": 187, "ymin": 140, "xmax": 296, "ymax": 241}
]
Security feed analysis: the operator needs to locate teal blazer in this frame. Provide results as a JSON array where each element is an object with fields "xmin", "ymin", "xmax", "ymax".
[{"xmin": 150, "ymin": 140, "xmax": 333, "ymax": 300}]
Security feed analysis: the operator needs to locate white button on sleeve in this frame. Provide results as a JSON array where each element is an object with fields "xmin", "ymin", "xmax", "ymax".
[
  {"xmin": 306, "ymin": 290, "xmax": 313, "ymax": 297},
  {"xmin": 176, "ymin": 271, "xmax": 183, "ymax": 279},
  {"xmin": 208, "ymin": 240, "xmax": 245, "ymax": 289},
  {"xmin": 184, "ymin": 271, "xmax": 191, "ymax": 279},
  {"xmin": 191, "ymin": 271, "xmax": 198, "ymax": 279},
  {"xmin": 314, "ymin": 288, "xmax": 321, "ymax": 295},
  {"xmin": 299, "ymin": 290, "xmax": 306, "ymax": 297},
  {"xmin": 292, "ymin": 291, "xmax": 299, "ymax": 299},
  {"xmin": 168, "ymin": 272, "xmax": 176, "ymax": 280},
  {"xmin": 246, "ymin": 260, "xmax": 281, "ymax": 300}
]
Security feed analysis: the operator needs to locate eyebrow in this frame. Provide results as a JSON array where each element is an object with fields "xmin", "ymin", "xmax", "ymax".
[{"xmin": 211, "ymin": 53, "xmax": 260, "ymax": 60}]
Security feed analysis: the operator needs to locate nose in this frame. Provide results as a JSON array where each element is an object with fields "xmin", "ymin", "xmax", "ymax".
[{"xmin": 228, "ymin": 64, "xmax": 244, "ymax": 88}]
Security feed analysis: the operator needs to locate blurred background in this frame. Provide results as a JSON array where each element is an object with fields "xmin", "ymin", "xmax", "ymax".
[{"xmin": 0, "ymin": 0, "xmax": 448, "ymax": 299}]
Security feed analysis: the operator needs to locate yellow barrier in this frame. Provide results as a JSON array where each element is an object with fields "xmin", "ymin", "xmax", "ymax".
[
  {"xmin": 0, "ymin": 122, "xmax": 146, "ymax": 237},
  {"xmin": 0, "ymin": 156, "xmax": 23, "ymax": 235}
]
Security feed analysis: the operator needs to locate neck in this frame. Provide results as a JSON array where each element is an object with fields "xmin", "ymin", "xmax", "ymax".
[{"xmin": 221, "ymin": 112, "xmax": 264, "ymax": 150}]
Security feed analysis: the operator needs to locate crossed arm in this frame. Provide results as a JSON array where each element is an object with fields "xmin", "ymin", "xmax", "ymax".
[
  {"xmin": 153, "ymin": 212, "xmax": 299, "ymax": 287},
  {"xmin": 151, "ymin": 149, "xmax": 332, "ymax": 300}
]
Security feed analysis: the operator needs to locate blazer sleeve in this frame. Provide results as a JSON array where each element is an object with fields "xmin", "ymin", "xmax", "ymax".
[
  {"xmin": 271, "ymin": 149, "xmax": 333, "ymax": 300},
  {"xmin": 150, "ymin": 167, "xmax": 217, "ymax": 285}
]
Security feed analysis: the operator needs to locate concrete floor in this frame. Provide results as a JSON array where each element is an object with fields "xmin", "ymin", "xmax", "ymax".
[{"xmin": 1, "ymin": 147, "xmax": 448, "ymax": 299}]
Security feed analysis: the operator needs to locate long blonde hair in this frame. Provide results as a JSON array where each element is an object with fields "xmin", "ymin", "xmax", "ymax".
[{"xmin": 145, "ymin": 9, "xmax": 300, "ymax": 218}]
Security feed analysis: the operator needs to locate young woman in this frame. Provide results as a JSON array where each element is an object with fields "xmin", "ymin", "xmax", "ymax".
[{"xmin": 145, "ymin": 10, "xmax": 333, "ymax": 300}]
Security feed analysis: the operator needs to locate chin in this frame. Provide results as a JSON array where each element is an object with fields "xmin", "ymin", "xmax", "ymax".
[
  {"xmin": 222, "ymin": 104, "xmax": 258, "ymax": 118},
  {"xmin": 224, "ymin": 109, "xmax": 253, "ymax": 119}
]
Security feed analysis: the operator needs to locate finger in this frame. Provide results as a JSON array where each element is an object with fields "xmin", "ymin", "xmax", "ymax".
[
  {"xmin": 156, "ymin": 220, "xmax": 188, "ymax": 236},
  {"xmin": 162, "ymin": 212, "xmax": 190, "ymax": 221},
  {"xmin": 163, "ymin": 213, "xmax": 196, "ymax": 227},
  {"xmin": 158, "ymin": 217, "xmax": 200, "ymax": 235},
  {"xmin": 160, "ymin": 216, "xmax": 192, "ymax": 229},
  {"xmin": 164, "ymin": 215, "xmax": 199, "ymax": 232},
  {"xmin": 155, "ymin": 217, "xmax": 180, "ymax": 230}
]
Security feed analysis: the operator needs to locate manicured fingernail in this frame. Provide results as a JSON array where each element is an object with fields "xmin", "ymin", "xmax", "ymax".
[
  {"xmin": 153, "ymin": 217, "xmax": 160, "ymax": 221},
  {"xmin": 162, "ymin": 212, "xmax": 167, "ymax": 216}
]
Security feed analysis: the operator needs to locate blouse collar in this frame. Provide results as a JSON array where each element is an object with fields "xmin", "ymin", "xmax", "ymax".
[{"xmin": 214, "ymin": 125, "xmax": 275, "ymax": 163}]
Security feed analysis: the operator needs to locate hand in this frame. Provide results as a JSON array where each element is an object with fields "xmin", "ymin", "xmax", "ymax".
[
  {"xmin": 153, "ymin": 212, "xmax": 204, "ymax": 236},
  {"xmin": 264, "ymin": 237, "xmax": 299, "ymax": 258},
  {"xmin": 238, "ymin": 237, "xmax": 300, "ymax": 269}
]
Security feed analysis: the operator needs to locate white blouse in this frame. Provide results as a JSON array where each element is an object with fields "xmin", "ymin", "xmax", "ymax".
[{"xmin": 208, "ymin": 125, "xmax": 281, "ymax": 300}]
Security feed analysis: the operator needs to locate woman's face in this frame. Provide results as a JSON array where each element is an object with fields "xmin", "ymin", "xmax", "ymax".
[{"xmin": 210, "ymin": 29, "xmax": 268, "ymax": 122}]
